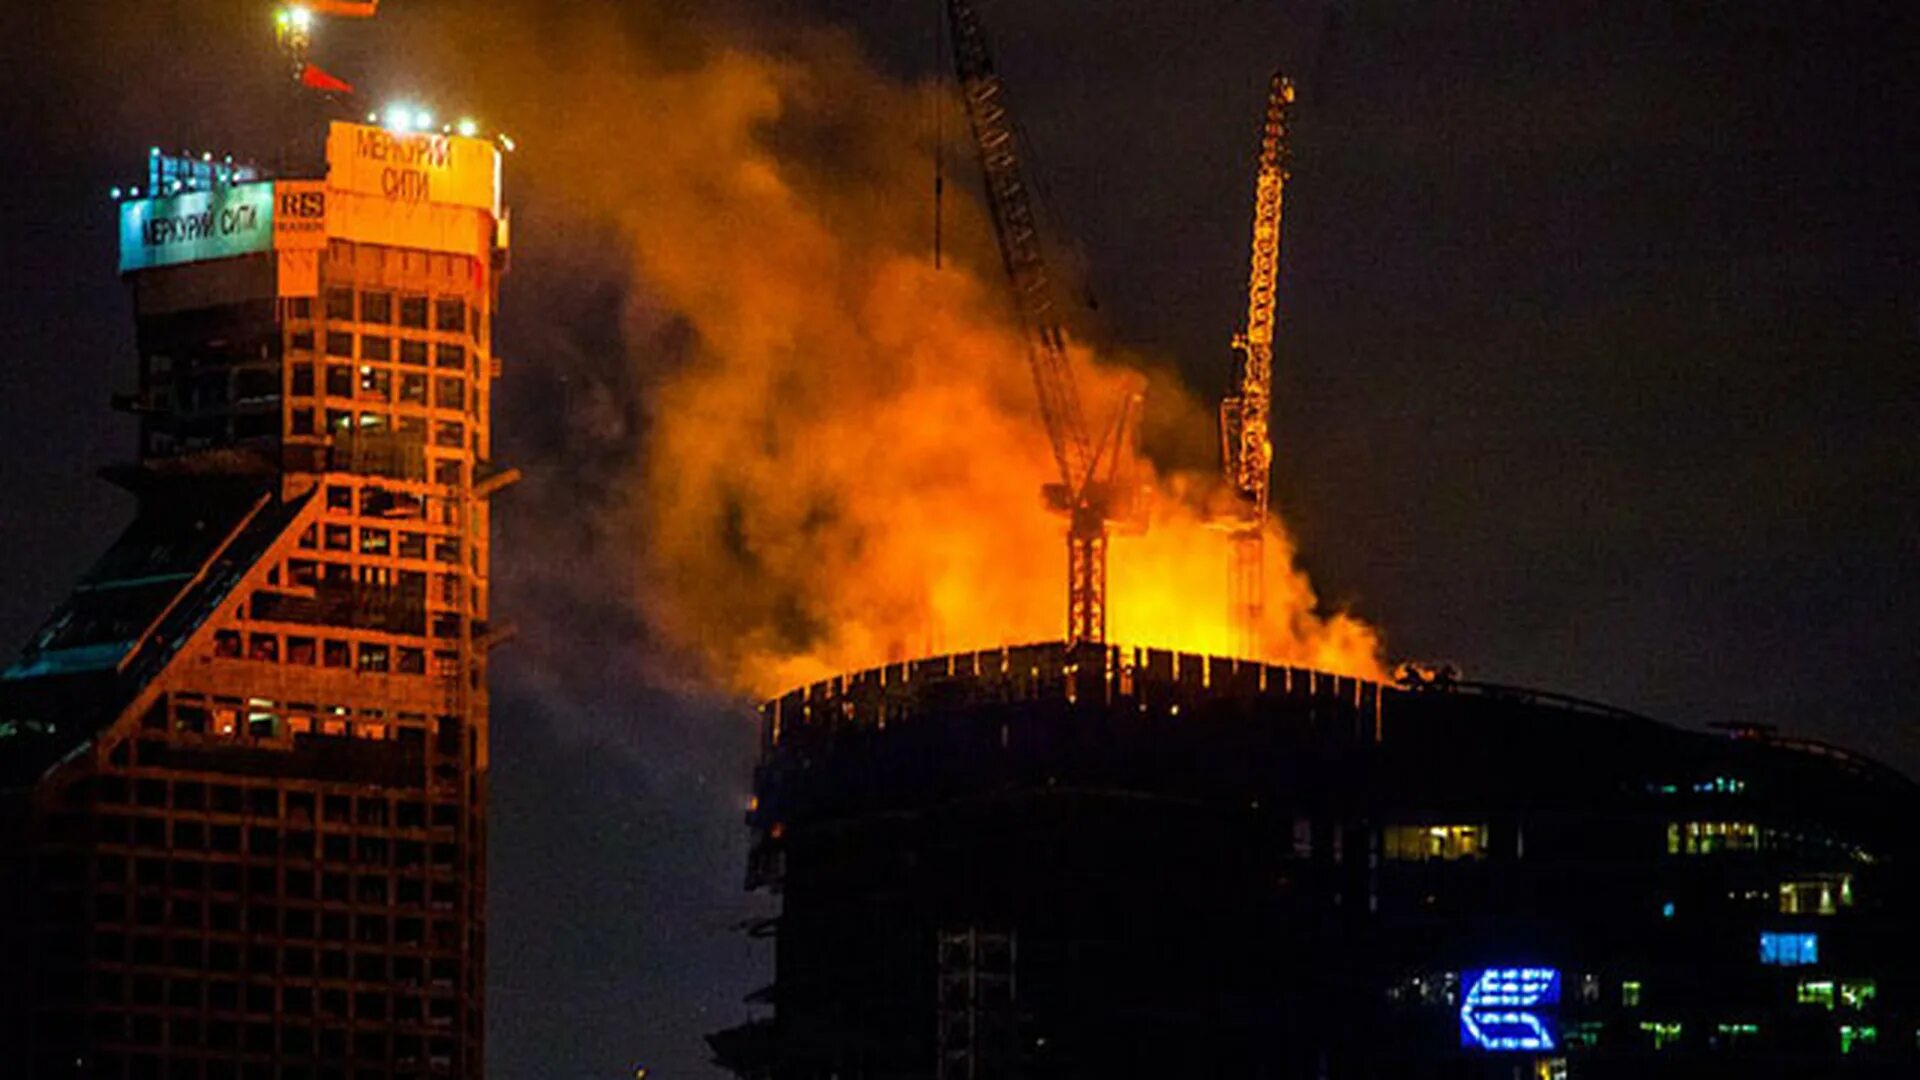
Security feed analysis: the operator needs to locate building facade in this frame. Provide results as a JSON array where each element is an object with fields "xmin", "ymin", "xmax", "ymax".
[
  {"xmin": 0, "ymin": 121, "xmax": 509, "ymax": 1079},
  {"xmin": 714, "ymin": 643, "xmax": 1920, "ymax": 1079}
]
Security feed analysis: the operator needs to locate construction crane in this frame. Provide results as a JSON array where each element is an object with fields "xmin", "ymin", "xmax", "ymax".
[
  {"xmin": 943, "ymin": 0, "xmax": 1142, "ymax": 647},
  {"xmin": 1220, "ymin": 71, "xmax": 1295, "ymax": 656},
  {"xmin": 274, "ymin": 3, "xmax": 379, "ymax": 94}
]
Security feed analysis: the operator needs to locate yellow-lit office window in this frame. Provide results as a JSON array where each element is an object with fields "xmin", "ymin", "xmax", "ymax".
[
  {"xmin": 1780, "ymin": 874, "xmax": 1854, "ymax": 915},
  {"xmin": 1667, "ymin": 821, "xmax": 1760, "ymax": 855},
  {"xmin": 1383, "ymin": 824, "xmax": 1487, "ymax": 861}
]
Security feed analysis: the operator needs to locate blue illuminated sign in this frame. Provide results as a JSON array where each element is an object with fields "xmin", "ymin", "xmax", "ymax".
[
  {"xmin": 1460, "ymin": 967, "xmax": 1561, "ymax": 1052},
  {"xmin": 1759, "ymin": 931, "xmax": 1818, "ymax": 966}
]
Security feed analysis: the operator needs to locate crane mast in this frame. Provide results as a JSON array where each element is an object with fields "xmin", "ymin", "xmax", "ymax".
[
  {"xmin": 1222, "ymin": 71, "xmax": 1294, "ymax": 655},
  {"xmin": 945, "ymin": 0, "xmax": 1136, "ymax": 646}
]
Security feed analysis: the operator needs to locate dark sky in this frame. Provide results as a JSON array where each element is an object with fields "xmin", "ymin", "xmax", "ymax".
[{"xmin": 4, "ymin": 0, "xmax": 1920, "ymax": 1075}]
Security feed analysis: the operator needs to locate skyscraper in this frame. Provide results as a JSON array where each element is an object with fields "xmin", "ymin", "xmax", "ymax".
[{"xmin": 0, "ymin": 118, "xmax": 509, "ymax": 1079}]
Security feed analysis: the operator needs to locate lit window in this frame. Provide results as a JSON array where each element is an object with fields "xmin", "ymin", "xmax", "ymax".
[
  {"xmin": 1780, "ymin": 874, "xmax": 1854, "ymax": 916},
  {"xmin": 1840, "ymin": 1025, "xmax": 1877, "ymax": 1055},
  {"xmin": 1715, "ymin": 1022, "xmax": 1759, "ymax": 1046},
  {"xmin": 1621, "ymin": 980, "xmax": 1643, "ymax": 1008},
  {"xmin": 1840, "ymin": 980, "xmax": 1877, "ymax": 1010},
  {"xmin": 1384, "ymin": 824, "xmax": 1488, "ymax": 861},
  {"xmin": 1668, "ymin": 821, "xmax": 1761, "ymax": 855},
  {"xmin": 1640, "ymin": 1021, "xmax": 1682, "ymax": 1050},
  {"xmin": 1798, "ymin": 980, "xmax": 1835, "ymax": 1009},
  {"xmin": 1759, "ymin": 931, "xmax": 1819, "ymax": 967}
]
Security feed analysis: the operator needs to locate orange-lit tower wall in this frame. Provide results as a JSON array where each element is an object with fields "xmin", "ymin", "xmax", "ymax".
[{"xmin": 0, "ymin": 120, "xmax": 508, "ymax": 1079}]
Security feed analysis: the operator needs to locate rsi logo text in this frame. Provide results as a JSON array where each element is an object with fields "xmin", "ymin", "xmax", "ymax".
[{"xmin": 280, "ymin": 191, "xmax": 326, "ymax": 218}]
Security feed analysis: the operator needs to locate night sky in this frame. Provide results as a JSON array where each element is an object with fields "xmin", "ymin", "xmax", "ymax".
[{"xmin": 5, "ymin": 0, "xmax": 1919, "ymax": 1075}]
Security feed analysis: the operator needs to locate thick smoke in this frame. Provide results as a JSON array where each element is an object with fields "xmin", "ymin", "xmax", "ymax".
[{"xmin": 421, "ymin": 3, "xmax": 1384, "ymax": 696}]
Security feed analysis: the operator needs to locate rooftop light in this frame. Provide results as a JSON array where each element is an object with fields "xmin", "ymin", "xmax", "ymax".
[{"xmin": 457, "ymin": 118, "xmax": 479, "ymax": 138}]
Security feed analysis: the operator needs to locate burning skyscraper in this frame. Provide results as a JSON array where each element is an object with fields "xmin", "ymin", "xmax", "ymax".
[{"xmin": 0, "ymin": 112, "xmax": 509, "ymax": 1078}]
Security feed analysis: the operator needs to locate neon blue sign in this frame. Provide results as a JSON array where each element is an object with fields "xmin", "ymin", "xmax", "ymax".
[
  {"xmin": 1759, "ymin": 931, "xmax": 1818, "ymax": 966},
  {"xmin": 1460, "ymin": 967, "xmax": 1561, "ymax": 1051}
]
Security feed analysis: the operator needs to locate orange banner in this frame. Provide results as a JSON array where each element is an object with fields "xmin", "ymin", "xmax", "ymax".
[{"xmin": 326, "ymin": 122, "xmax": 500, "ymax": 215}]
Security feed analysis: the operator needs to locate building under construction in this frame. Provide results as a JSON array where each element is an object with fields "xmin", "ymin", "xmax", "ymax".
[
  {"xmin": 712, "ymin": 642, "xmax": 1920, "ymax": 1079},
  {"xmin": 0, "ymin": 109, "xmax": 509, "ymax": 1077}
]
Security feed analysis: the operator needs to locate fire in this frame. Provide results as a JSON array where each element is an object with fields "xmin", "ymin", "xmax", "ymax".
[{"xmin": 433, "ymin": 8, "xmax": 1386, "ymax": 696}]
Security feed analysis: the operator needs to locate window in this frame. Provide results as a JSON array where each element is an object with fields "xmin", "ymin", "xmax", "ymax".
[
  {"xmin": 1802, "ymin": 979, "xmax": 1877, "ymax": 1011},
  {"xmin": 400, "ymin": 339, "xmax": 429, "ymax": 367},
  {"xmin": 1621, "ymin": 980, "xmax": 1642, "ymax": 1008},
  {"xmin": 290, "ymin": 328, "xmax": 316, "ymax": 352},
  {"xmin": 1839, "ymin": 1025, "xmax": 1876, "ymax": 1054},
  {"xmin": 1759, "ymin": 931, "xmax": 1818, "ymax": 967},
  {"xmin": 434, "ymin": 342, "xmax": 465, "ymax": 370},
  {"xmin": 434, "ymin": 298, "xmax": 465, "ymax": 332},
  {"xmin": 1668, "ymin": 822, "xmax": 1761, "ymax": 855},
  {"xmin": 358, "ymin": 366, "xmax": 391, "ymax": 400},
  {"xmin": 291, "ymin": 408, "xmax": 315, "ymax": 435},
  {"xmin": 287, "ymin": 637, "xmax": 316, "ymax": 665},
  {"xmin": 360, "ymin": 291, "xmax": 393, "ymax": 324},
  {"xmin": 399, "ymin": 296, "xmax": 429, "ymax": 328},
  {"xmin": 323, "ymin": 524, "xmax": 352, "ymax": 551},
  {"xmin": 1715, "ymin": 1022, "xmax": 1759, "ymax": 1046},
  {"xmin": 1384, "ymin": 824, "xmax": 1487, "ymax": 862},
  {"xmin": 291, "ymin": 366, "xmax": 315, "ymax": 396},
  {"xmin": 435, "ymin": 376, "xmax": 464, "ymax": 409},
  {"xmin": 324, "ymin": 288, "xmax": 354, "ymax": 321},
  {"xmin": 400, "ymin": 372, "xmax": 428, "ymax": 404},
  {"xmin": 325, "ymin": 365, "xmax": 353, "ymax": 397},
  {"xmin": 1639, "ymin": 1021, "xmax": 1682, "ymax": 1051},
  {"xmin": 289, "ymin": 296, "xmax": 313, "ymax": 320},
  {"xmin": 362, "ymin": 335, "xmax": 392, "ymax": 362},
  {"xmin": 359, "ymin": 528, "xmax": 391, "ymax": 555},
  {"xmin": 434, "ymin": 420, "xmax": 464, "ymax": 448},
  {"xmin": 325, "ymin": 331, "xmax": 354, "ymax": 357},
  {"xmin": 358, "ymin": 644, "xmax": 389, "ymax": 674},
  {"xmin": 1781, "ymin": 875, "xmax": 1854, "ymax": 915},
  {"xmin": 322, "ymin": 640, "xmax": 350, "ymax": 668}
]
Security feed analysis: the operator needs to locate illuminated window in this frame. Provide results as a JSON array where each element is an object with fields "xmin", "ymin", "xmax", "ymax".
[
  {"xmin": 1715, "ymin": 1022, "xmax": 1759, "ymax": 1046},
  {"xmin": 1562, "ymin": 1021, "xmax": 1603, "ymax": 1049},
  {"xmin": 1759, "ymin": 931, "xmax": 1819, "ymax": 967},
  {"xmin": 1667, "ymin": 821, "xmax": 1761, "ymax": 855},
  {"xmin": 1621, "ymin": 980, "xmax": 1643, "ymax": 1008},
  {"xmin": 1384, "ymin": 824, "xmax": 1487, "ymax": 861},
  {"xmin": 1840, "ymin": 1025, "xmax": 1877, "ymax": 1055},
  {"xmin": 1780, "ymin": 875, "xmax": 1854, "ymax": 916},
  {"xmin": 1840, "ymin": 981, "xmax": 1877, "ymax": 1010},
  {"xmin": 1639, "ymin": 1021, "xmax": 1683, "ymax": 1051},
  {"xmin": 1798, "ymin": 980, "xmax": 1835, "ymax": 1009}
]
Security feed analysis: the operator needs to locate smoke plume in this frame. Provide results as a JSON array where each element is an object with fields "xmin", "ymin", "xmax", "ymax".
[{"xmin": 424, "ymin": 3, "xmax": 1385, "ymax": 696}]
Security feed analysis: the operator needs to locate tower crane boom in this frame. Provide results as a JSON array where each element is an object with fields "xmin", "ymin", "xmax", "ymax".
[
  {"xmin": 944, "ymin": 0, "xmax": 1138, "ymax": 646},
  {"xmin": 1222, "ymin": 71, "xmax": 1295, "ymax": 653}
]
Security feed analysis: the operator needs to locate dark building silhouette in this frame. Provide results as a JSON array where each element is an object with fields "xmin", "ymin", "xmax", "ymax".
[
  {"xmin": 712, "ymin": 642, "xmax": 1920, "ymax": 1079},
  {"xmin": 0, "ymin": 121, "xmax": 509, "ymax": 1078}
]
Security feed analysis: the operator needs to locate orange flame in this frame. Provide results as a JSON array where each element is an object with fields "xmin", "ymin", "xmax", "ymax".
[{"xmin": 451, "ymin": 13, "xmax": 1385, "ymax": 697}]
